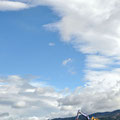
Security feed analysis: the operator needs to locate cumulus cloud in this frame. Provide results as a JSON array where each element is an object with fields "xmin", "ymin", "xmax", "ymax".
[
  {"xmin": 0, "ymin": 74, "xmax": 120, "ymax": 119},
  {"xmin": 58, "ymin": 69, "xmax": 120, "ymax": 115},
  {"xmin": 0, "ymin": 75, "xmax": 63, "ymax": 120},
  {"xmin": 37, "ymin": 0, "xmax": 120, "ymax": 60},
  {"xmin": 32, "ymin": 0, "xmax": 120, "ymax": 117},
  {"xmin": 46, "ymin": 0, "xmax": 120, "ymax": 56}
]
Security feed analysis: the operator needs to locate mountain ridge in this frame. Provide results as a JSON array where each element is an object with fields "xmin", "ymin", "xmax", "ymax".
[{"xmin": 51, "ymin": 109, "xmax": 120, "ymax": 120}]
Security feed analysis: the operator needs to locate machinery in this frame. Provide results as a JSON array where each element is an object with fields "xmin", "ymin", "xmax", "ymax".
[{"xmin": 76, "ymin": 110, "xmax": 99, "ymax": 120}]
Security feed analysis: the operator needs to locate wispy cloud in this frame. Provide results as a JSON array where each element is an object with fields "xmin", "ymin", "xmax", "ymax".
[
  {"xmin": 68, "ymin": 69, "xmax": 76, "ymax": 75},
  {"xmin": 85, "ymin": 55, "xmax": 113, "ymax": 69},
  {"xmin": 48, "ymin": 42, "xmax": 55, "ymax": 47},
  {"xmin": 62, "ymin": 58, "xmax": 72, "ymax": 66},
  {"xmin": 62, "ymin": 58, "xmax": 76, "ymax": 75}
]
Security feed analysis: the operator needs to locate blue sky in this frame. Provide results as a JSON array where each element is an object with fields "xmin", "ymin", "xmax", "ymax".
[
  {"xmin": 0, "ymin": 6, "xmax": 85, "ymax": 89},
  {"xmin": 1, "ymin": 0, "xmax": 120, "ymax": 120}
]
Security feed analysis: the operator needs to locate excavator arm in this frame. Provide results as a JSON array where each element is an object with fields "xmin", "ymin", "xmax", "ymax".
[{"xmin": 76, "ymin": 110, "xmax": 99, "ymax": 120}]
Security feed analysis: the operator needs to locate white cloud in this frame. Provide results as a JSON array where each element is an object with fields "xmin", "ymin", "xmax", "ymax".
[
  {"xmin": 35, "ymin": 0, "xmax": 120, "ymax": 117},
  {"xmin": 0, "ymin": 75, "xmax": 63, "ymax": 120},
  {"xmin": 48, "ymin": 0, "xmax": 120, "ymax": 56},
  {"xmin": 0, "ymin": 74, "xmax": 120, "ymax": 119},
  {"xmin": 62, "ymin": 58, "xmax": 72, "ymax": 66},
  {"xmin": 0, "ymin": 0, "xmax": 28, "ymax": 11},
  {"xmin": 13, "ymin": 101, "xmax": 27, "ymax": 108},
  {"xmin": 1, "ymin": 0, "xmax": 120, "ymax": 119},
  {"xmin": 49, "ymin": 42, "xmax": 55, "ymax": 46},
  {"xmin": 62, "ymin": 59, "xmax": 76, "ymax": 75},
  {"xmin": 1, "ymin": 0, "xmax": 120, "ymax": 57},
  {"xmin": 85, "ymin": 55, "xmax": 113, "ymax": 69},
  {"xmin": 35, "ymin": 0, "xmax": 120, "ymax": 58},
  {"xmin": 58, "ymin": 69, "xmax": 120, "ymax": 114},
  {"xmin": 23, "ymin": 116, "xmax": 46, "ymax": 120}
]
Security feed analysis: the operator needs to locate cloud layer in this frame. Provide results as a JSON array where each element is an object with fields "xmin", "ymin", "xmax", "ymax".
[
  {"xmin": 0, "ymin": 75, "xmax": 62, "ymax": 120},
  {"xmin": 0, "ymin": 73, "xmax": 120, "ymax": 120}
]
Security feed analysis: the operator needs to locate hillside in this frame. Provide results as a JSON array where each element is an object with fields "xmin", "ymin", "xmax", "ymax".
[{"xmin": 51, "ymin": 110, "xmax": 120, "ymax": 120}]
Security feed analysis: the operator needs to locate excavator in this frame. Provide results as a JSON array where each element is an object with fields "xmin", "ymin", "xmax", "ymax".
[{"xmin": 76, "ymin": 110, "xmax": 99, "ymax": 120}]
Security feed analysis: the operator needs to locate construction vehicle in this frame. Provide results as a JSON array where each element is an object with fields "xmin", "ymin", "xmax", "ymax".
[{"xmin": 76, "ymin": 110, "xmax": 99, "ymax": 120}]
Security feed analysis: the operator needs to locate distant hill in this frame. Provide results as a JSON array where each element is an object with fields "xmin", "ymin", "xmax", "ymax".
[{"xmin": 51, "ymin": 110, "xmax": 120, "ymax": 120}]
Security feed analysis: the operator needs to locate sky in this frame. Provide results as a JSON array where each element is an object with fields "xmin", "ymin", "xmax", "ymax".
[{"xmin": 0, "ymin": 0, "xmax": 120, "ymax": 120}]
